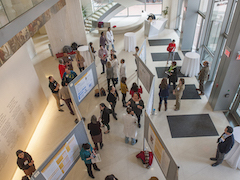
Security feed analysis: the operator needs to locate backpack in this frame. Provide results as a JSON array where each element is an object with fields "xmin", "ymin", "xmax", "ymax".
[
  {"xmin": 100, "ymin": 87, "xmax": 106, "ymax": 96},
  {"xmin": 71, "ymin": 42, "xmax": 78, "ymax": 50},
  {"xmin": 63, "ymin": 46, "xmax": 72, "ymax": 53},
  {"xmin": 95, "ymin": 89, "xmax": 99, "ymax": 97}
]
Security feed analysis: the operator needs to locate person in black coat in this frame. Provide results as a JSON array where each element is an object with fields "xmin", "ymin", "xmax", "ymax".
[
  {"xmin": 126, "ymin": 92, "xmax": 144, "ymax": 128},
  {"xmin": 168, "ymin": 61, "xmax": 178, "ymax": 90},
  {"xmin": 106, "ymin": 86, "xmax": 119, "ymax": 120},
  {"xmin": 100, "ymin": 103, "xmax": 111, "ymax": 134},
  {"xmin": 210, "ymin": 126, "xmax": 234, "ymax": 166},
  {"xmin": 16, "ymin": 150, "xmax": 35, "ymax": 177}
]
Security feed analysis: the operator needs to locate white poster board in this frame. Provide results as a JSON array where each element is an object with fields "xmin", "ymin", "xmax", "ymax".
[
  {"xmin": 138, "ymin": 39, "xmax": 146, "ymax": 64},
  {"xmin": 146, "ymin": 77, "xmax": 155, "ymax": 116}
]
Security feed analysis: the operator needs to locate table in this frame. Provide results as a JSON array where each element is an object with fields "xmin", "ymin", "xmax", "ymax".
[
  {"xmin": 77, "ymin": 45, "xmax": 92, "ymax": 67},
  {"xmin": 124, "ymin": 32, "xmax": 136, "ymax": 52},
  {"xmin": 180, "ymin": 52, "xmax": 200, "ymax": 77},
  {"xmin": 225, "ymin": 126, "xmax": 240, "ymax": 169}
]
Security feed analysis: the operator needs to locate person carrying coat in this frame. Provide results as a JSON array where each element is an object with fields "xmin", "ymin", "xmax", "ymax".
[
  {"xmin": 196, "ymin": 61, "xmax": 209, "ymax": 95},
  {"xmin": 173, "ymin": 78, "xmax": 185, "ymax": 111},
  {"xmin": 99, "ymin": 103, "xmax": 111, "ymax": 134},
  {"xmin": 168, "ymin": 61, "xmax": 178, "ymax": 90}
]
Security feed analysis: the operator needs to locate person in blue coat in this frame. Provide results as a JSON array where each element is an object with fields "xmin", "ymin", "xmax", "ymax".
[
  {"xmin": 210, "ymin": 126, "xmax": 234, "ymax": 166},
  {"xmin": 62, "ymin": 67, "xmax": 77, "ymax": 83},
  {"xmin": 80, "ymin": 143, "xmax": 100, "ymax": 178}
]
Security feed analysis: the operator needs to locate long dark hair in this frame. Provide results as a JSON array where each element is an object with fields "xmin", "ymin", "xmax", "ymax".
[
  {"xmin": 160, "ymin": 78, "xmax": 168, "ymax": 89},
  {"xmin": 131, "ymin": 82, "xmax": 138, "ymax": 92}
]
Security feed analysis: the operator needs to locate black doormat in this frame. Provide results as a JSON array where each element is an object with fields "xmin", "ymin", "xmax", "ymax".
[
  {"xmin": 148, "ymin": 39, "xmax": 172, "ymax": 46},
  {"xmin": 155, "ymin": 67, "xmax": 185, "ymax": 78},
  {"xmin": 167, "ymin": 114, "xmax": 219, "ymax": 138},
  {"xmin": 151, "ymin": 52, "xmax": 181, "ymax": 61},
  {"xmin": 167, "ymin": 84, "xmax": 201, "ymax": 100}
]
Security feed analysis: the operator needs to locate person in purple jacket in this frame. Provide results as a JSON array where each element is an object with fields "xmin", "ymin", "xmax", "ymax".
[{"xmin": 158, "ymin": 78, "xmax": 170, "ymax": 111}]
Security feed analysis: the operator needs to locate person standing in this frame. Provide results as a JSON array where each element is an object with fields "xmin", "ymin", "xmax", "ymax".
[
  {"xmin": 158, "ymin": 78, "xmax": 170, "ymax": 111},
  {"xmin": 16, "ymin": 150, "xmax": 35, "ymax": 177},
  {"xmin": 133, "ymin": 46, "xmax": 139, "ymax": 71},
  {"xmin": 106, "ymin": 61, "xmax": 115, "ymax": 91},
  {"xmin": 106, "ymin": 27, "xmax": 115, "ymax": 51},
  {"xmin": 126, "ymin": 92, "xmax": 144, "ymax": 128},
  {"xmin": 98, "ymin": 45, "xmax": 108, "ymax": 74},
  {"xmin": 58, "ymin": 58, "xmax": 66, "ymax": 79},
  {"xmin": 62, "ymin": 67, "xmax": 77, "ymax": 83},
  {"xmin": 210, "ymin": 126, "xmax": 234, "ymax": 167},
  {"xmin": 80, "ymin": 143, "xmax": 100, "ymax": 179},
  {"xmin": 110, "ymin": 54, "xmax": 119, "ymax": 84},
  {"xmin": 88, "ymin": 115, "xmax": 103, "ymax": 151},
  {"xmin": 59, "ymin": 81, "xmax": 74, "ymax": 115},
  {"xmin": 130, "ymin": 83, "xmax": 143, "ymax": 99},
  {"xmin": 168, "ymin": 61, "xmax": 178, "ymax": 90},
  {"xmin": 107, "ymin": 86, "xmax": 119, "ymax": 120},
  {"xmin": 122, "ymin": 107, "xmax": 138, "ymax": 145},
  {"xmin": 99, "ymin": 103, "xmax": 111, "ymax": 134},
  {"xmin": 197, "ymin": 61, "xmax": 209, "ymax": 95},
  {"xmin": 62, "ymin": 53, "xmax": 73, "ymax": 70},
  {"xmin": 167, "ymin": 39, "xmax": 176, "ymax": 64},
  {"xmin": 76, "ymin": 51, "xmax": 85, "ymax": 72},
  {"xmin": 120, "ymin": 77, "xmax": 128, "ymax": 107},
  {"xmin": 173, "ymin": 78, "xmax": 185, "ymax": 111},
  {"xmin": 119, "ymin": 59, "xmax": 126, "ymax": 81},
  {"xmin": 100, "ymin": 32, "xmax": 107, "ymax": 48},
  {"xmin": 48, "ymin": 76, "xmax": 64, "ymax": 112}
]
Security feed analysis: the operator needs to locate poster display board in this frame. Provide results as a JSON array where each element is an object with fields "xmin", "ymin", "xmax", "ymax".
[
  {"xmin": 146, "ymin": 77, "xmax": 155, "ymax": 116},
  {"xmin": 31, "ymin": 120, "xmax": 89, "ymax": 180},
  {"xmin": 138, "ymin": 39, "xmax": 146, "ymax": 64},
  {"xmin": 144, "ymin": 112, "xmax": 178, "ymax": 180},
  {"xmin": 68, "ymin": 63, "xmax": 98, "ymax": 106},
  {"xmin": 137, "ymin": 56, "xmax": 154, "ymax": 93}
]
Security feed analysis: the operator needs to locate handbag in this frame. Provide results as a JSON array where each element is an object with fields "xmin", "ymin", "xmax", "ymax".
[{"xmin": 23, "ymin": 165, "xmax": 36, "ymax": 176}]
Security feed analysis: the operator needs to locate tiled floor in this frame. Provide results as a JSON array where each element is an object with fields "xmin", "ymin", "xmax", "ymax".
[{"xmin": 12, "ymin": 18, "xmax": 240, "ymax": 180}]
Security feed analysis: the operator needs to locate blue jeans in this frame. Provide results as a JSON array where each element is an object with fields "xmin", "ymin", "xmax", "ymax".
[
  {"xmin": 125, "ymin": 137, "xmax": 137, "ymax": 145},
  {"xmin": 107, "ymin": 44, "xmax": 115, "ymax": 51},
  {"xmin": 168, "ymin": 51, "xmax": 175, "ymax": 61},
  {"xmin": 159, "ymin": 96, "xmax": 168, "ymax": 104}
]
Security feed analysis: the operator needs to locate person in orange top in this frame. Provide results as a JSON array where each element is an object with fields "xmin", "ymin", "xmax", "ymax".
[
  {"xmin": 58, "ymin": 59, "xmax": 66, "ymax": 78},
  {"xmin": 167, "ymin": 39, "xmax": 176, "ymax": 64}
]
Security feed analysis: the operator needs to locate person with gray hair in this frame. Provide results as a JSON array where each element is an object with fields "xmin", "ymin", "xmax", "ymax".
[
  {"xmin": 87, "ymin": 115, "xmax": 103, "ymax": 151},
  {"xmin": 196, "ymin": 61, "xmax": 209, "ymax": 95},
  {"xmin": 122, "ymin": 107, "xmax": 138, "ymax": 145},
  {"xmin": 58, "ymin": 58, "xmax": 66, "ymax": 79}
]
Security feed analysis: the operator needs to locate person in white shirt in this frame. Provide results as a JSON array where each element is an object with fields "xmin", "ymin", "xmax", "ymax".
[
  {"xmin": 119, "ymin": 59, "xmax": 126, "ymax": 81},
  {"xmin": 106, "ymin": 27, "xmax": 115, "ymax": 51},
  {"xmin": 110, "ymin": 54, "xmax": 119, "ymax": 84},
  {"xmin": 122, "ymin": 107, "xmax": 138, "ymax": 145}
]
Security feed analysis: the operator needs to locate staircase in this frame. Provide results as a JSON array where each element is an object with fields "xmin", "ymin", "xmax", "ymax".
[{"xmin": 84, "ymin": 2, "xmax": 118, "ymax": 33}]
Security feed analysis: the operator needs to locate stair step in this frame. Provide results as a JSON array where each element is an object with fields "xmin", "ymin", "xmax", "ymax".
[
  {"xmin": 95, "ymin": 11, "xmax": 103, "ymax": 16},
  {"xmin": 92, "ymin": 14, "xmax": 100, "ymax": 18}
]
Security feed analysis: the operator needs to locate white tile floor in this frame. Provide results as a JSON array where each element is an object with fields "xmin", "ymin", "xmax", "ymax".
[{"xmin": 12, "ymin": 19, "xmax": 240, "ymax": 180}]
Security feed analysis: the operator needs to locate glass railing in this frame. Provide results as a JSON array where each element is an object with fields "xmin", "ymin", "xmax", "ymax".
[{"xmin": 0, "ymin": 0, "xmax": 43, "ymax": 28}]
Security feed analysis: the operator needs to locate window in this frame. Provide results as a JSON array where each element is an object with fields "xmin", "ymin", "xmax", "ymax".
[
  {"xmin": 146, "ymin": 4, "xmax": 162, "ymax": 15},
  {"xmin": 115, "ymin": 8, "xmax": 127, "ymax": 17},
  {"xmin": 128, "ymin": 5, "xmax": 145, "ymax": 16},
  {"xmin": 199, "ymin": 0, "xmax": 210, "ymax": 14}
]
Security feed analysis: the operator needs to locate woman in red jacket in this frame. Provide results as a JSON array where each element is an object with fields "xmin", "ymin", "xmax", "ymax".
[
  {"xmin": 58, "ymin": 58, "xmax": 66, "ymax": 78},
  {"xmin": 129, "ymin": 83, "xmax": 142, "ymax": 99}
]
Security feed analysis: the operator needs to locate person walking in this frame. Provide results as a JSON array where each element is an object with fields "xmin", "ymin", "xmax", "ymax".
[
  {"xmin": 58, "ymin": 58, "xmax": 66, "ymax": 79},
  {"xmin": 197, "ymin": 61, "xmax": 209, "ymax": 95},
  {"xmin": 210, "ymin": 126, "xmax": 234, "ymax": 167},
  {"xmin": 62, "ymin": 67, "xmax": 77, "ymax": 83},
  {"xmin": 80, "ymin": 143, "xmax": 100, "ymax": 179},
  {"xmin": 122, "ymin": 107, "xmax": 138, "ymax": 145},
  {"xmin": 16, "ymin": 150, "xmax": 35, "ymax": 177},
  {"xmin": 168, "ymin": 61, "xmax": 178, "ymax": 90},
  {"xmin": 48, "ymin": 76, "xmax": 64, "ymax": 112},
  {"xmin": 106, "ymin": 61, "xmax": 115, "ymax": 91},
  {"xmin": 88, "ymin": 115, "xmax": 103, "ymax": 151},
  {"xmin": 98, "ymin": 45, "xmax": 108, "ymax": 74},
  {"xmin": 100, "ymin": 32, "xmax": 107, "ymax": 48},
  {"xmin": 173, "ymin": 78, "xmax": 185, "ymax": 111},
  {"xmin": 130, "ymin": 83, "xmax": 143, "ymax": 99},
  {"xmin": 167, "ymin": 39, "xmax": 176, "ymax": 64},
  {"xmin": 119, "ymin": 59, "xmax": 126, "ymax": 81},
  {"xmin": 107, "ymin": 86, "xmax": 119, "ymax": 120},
  {"xmin": 76, "ymin": 51, "xmax": 85, "ymax": 72},
  {"xmin": 126, "ymin": 92, "xmax": 144, "ymax": 128},
  {"xmin": 133, "ymin": 46, "xmax": 139, "ymax": 71},
  {"xmin": 110, "ymin": 54, "xmax": 119, "ymax": 84},
  {"xmin": 158, "ymin": 78, "xmax": 170, "ymax": 111},
  {"xmin": 120, "ymin": 77, "xmax": 128, "ymax": 107},
  {"xmin": 106, "ymin": 27, "xmax": 115, "ymax": 51},
  {"xmin": 99, "ymin": 103, "xmax": 111, "ymax": 134},
  {"xmin": 59, "ymin": 81, "xmax": 74, "ymax": 115}
]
